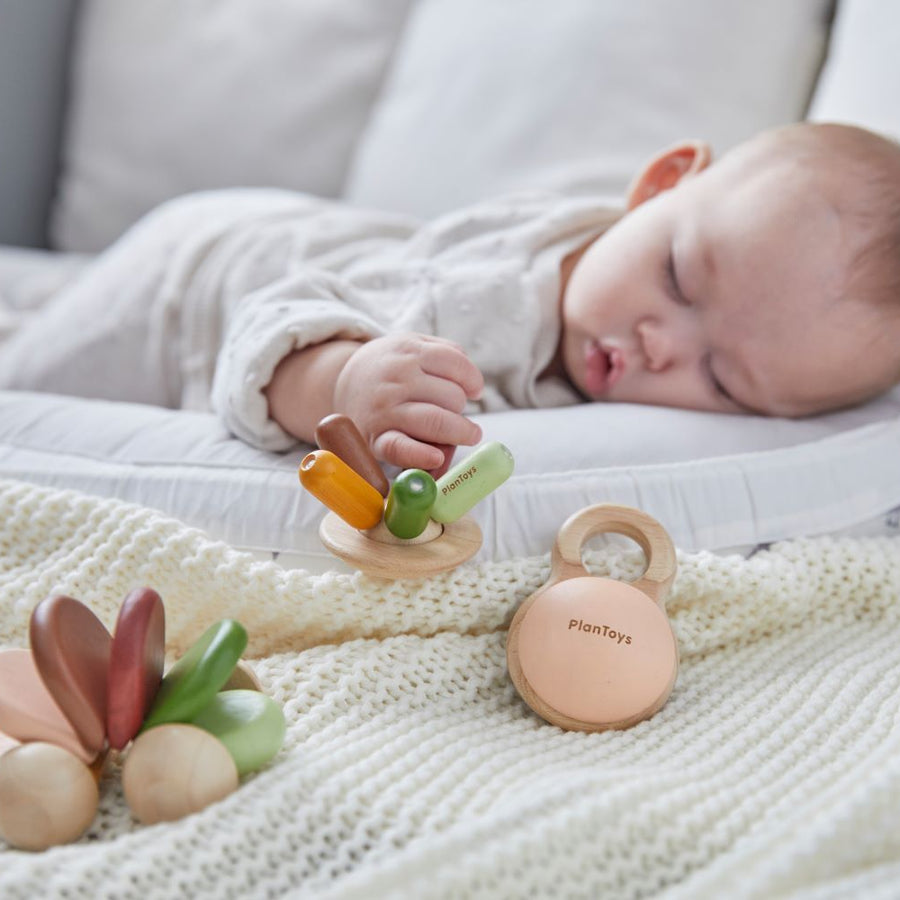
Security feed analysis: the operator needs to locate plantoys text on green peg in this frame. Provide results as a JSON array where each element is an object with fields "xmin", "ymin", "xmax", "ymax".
[{"xmin": 431, "ymin": 441, "xmax": 515, "ymax": 523}]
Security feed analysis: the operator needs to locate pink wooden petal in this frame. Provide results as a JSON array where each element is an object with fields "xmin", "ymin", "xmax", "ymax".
[{"xmin": 0, "ymin": 649, "xmax": 95, "ymax": 762}]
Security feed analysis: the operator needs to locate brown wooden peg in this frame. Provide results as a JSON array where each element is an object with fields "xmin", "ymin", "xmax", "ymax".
[{"xmin": 315, "ymin": 414, "xmax": 390, "ymax": 496}]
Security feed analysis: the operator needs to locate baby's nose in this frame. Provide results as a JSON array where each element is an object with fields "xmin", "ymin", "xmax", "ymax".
[{"xmin": 636, "ymin": 320, "xmax": 675, "ymax": 373}]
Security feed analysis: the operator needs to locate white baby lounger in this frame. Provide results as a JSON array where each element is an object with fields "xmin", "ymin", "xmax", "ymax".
[{"xmin": 0, "ymin": 386, "xmax": 897, "ymax": 572}]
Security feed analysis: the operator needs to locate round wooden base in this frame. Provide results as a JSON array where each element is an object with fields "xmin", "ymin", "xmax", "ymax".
[{"xmin": 319, "ymin": 513, "xmax": 482, "ymax": 579}]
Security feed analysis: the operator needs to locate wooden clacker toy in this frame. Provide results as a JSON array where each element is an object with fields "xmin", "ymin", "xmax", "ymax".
[
  {"xmin": 300, "ymin": 414, "xmax": 514, "ymax": 578},
  {"xmin": 507, "ymin": 504, "xmax": 678, "ymax": 732},
  {"xmin": 0, "ymin": 588, "xmax": 286, "ymax": 851}
]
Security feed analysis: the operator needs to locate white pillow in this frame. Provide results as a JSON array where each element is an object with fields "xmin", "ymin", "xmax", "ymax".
[
  {"xmin": 807, "ymin": 0, "xmax": 900, "ymax": 140},
  {"xmin": 50, "ymin": 0, "xmax": 414, "ymax": 252},
  {"xmin": 344, "ymin": 0, "xmax": 833, "ymax": 217}
]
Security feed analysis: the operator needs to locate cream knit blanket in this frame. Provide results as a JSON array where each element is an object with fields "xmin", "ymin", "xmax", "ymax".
[{"xmin": 1, "ymin": 477, "xmax": 900, "ymax": 899}]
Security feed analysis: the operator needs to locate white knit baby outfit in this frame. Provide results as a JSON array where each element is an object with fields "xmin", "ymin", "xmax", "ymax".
[{"xmin": 0, "ymin": 189, "xmax": 618, "ymax": 449}]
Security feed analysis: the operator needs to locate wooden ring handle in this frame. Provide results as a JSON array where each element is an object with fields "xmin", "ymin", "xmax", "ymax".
[{"xmin": 549, "ymin": 504, "xmax": 676, "ymax": 606}]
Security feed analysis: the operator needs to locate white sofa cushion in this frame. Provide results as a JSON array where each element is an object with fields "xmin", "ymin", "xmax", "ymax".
[
  {"xmin": 50, "ymin": 0, "xmax": 414, "ymax": 252},
  {"xmin": 345, "ymin": 0, "xmax": 833, "ymax": 217},
  {"xmin": 1, "ymin": 389, "xmax": 898, "ymax": 574},
  {"xmin": 0, "ymin": 246, "xmax": 90, "ymax": 338},
  {"xmin": 807, "ymin": 0, "xmax": 900, "ymax": 139}
]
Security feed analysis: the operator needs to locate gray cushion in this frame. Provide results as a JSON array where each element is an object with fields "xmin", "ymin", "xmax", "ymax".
[{"xmin": 0, "ymin": 0, "xmax": 78, "ymax": 248}]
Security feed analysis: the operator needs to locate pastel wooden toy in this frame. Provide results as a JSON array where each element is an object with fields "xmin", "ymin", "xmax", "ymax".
[
  {"xmin": 315, "ymin": 413, "xmax": 390, "ymax": 497},
  {"xmin": 432, "ymin": 441, "xmax": 514, "ymax": 523},
  {"xmin": 122, "ymin": 723, "xmax": 239, "ymax": 825},
  {"xmin": 319, "ymin": 511, "xmax": 482, "ymax": 579},
  {"xmin": 0, "ymin": 648, "xmax": 95, "ymax": 763},
  {"xmin": 384, "ymin": 468, "xmax": 438, "ymax": 539},
  {"xmin": 107, "ymin": 586, "xmax": 166, "ymax": 749},
  {"xmin": 29, "ymin": 594, "xmax": 112, "ymax": 755},
  {"xmin": 300, "ymin": 417, "xmax": 525, "ymax": 577},
  {"xmin": 299, "ymin": 449, "xmax": 384, "ymax": 530},
  {"xmin": 190, "ymin": 690, "xmax": 286, "ymax": 775},
  {"xmin": 222, "ymin": 660, "xmax": 264, "ymax": 692},
  {"xmin": 506, "ymin": 504, "xmax": 678, "ymax": 732},
  {"xmin": 0, "ymin": 742, "xmax": 99, "ymax": 851},
  {"xmin": 142, "ymin": 619, "xmax": 248, "ymax": 730}
]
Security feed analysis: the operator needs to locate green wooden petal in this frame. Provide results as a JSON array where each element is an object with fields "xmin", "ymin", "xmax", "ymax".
[
  {"xmin": 190, "ymin": 690, "xmax": 286, "ymax": 775},
  {"xmin": 142, "ymin": 620, "xmax": 248, "ymax": 731}
]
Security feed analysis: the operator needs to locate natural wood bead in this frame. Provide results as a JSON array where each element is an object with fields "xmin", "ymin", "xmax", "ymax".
[
  {"xmin": 122, "ymin": 724, "xmax": 238, "ymax": 825},
  {"xmin": 0, "ymin": 742, "xmax": 98, "ymax": 851}
]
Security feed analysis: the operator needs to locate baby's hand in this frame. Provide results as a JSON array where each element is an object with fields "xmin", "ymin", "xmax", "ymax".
[{"xmin": 332, "ymin": 333, "xmax": 484, "ymax": 476}]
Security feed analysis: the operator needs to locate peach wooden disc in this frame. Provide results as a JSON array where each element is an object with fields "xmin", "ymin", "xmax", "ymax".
[
  {"xmin": 513, "ymin": 577, "xmax": 677, "ymax": 727},
  {"xmin": 107, "ymin": 587, "xmax": 166, "ymax": 749},
  {"xmin": 29, "ymin": 595, "xmax": 112, "ymax": 754},
  {"xmin": 0, "ymin": 649, "xmax": 95, "ymax": 763}
]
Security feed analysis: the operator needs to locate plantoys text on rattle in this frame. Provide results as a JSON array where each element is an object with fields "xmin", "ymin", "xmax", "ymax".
[{"xmin": 568, "ymin": 618, "xmax": 634, "ymax": 645}]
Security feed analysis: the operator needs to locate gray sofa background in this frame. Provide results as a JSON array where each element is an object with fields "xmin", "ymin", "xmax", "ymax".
[{"xmin": 0, "ymin": 0, "xmax": 78, "ymax": 248}]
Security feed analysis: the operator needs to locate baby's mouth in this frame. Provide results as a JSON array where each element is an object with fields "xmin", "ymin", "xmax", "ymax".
[{"xmin": 583, "ymin": 340, "xmax": 624, "ymax": 397}]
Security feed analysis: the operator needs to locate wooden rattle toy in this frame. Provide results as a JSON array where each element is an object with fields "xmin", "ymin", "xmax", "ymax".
[
  {"xmin": 506, "ymin": 503, "xmax": 678, "ymax": 732},
  {"xmin": 300, "ymin": 415, "xmax": 514, "ymax": 578},
  {"xmin": 0, "ymin": 590, "xmax": 286, "ymax": 850}
]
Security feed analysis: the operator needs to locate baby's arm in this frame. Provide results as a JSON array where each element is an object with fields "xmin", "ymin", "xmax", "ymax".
[{"xmin": 265, "ymin": 333, "xmax": 484, "ymax": 475}]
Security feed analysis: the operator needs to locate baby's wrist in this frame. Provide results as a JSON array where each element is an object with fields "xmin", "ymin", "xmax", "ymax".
[{"xmin": 266, "ymin": 339, "xmax": 363, "ymax": 442}]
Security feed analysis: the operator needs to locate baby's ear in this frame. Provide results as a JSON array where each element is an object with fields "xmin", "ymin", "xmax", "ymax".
[{"xmin": 626, "ymin": 141, "xmax": 712, "ymax": 210}]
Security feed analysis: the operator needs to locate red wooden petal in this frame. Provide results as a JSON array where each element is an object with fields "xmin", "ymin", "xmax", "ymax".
[{"xmin": 107, "ymin": 587, "xmax": 165, "ymax": 749}]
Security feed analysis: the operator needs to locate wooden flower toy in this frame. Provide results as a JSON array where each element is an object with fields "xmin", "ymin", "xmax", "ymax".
[
  {"xmin": 0, "ymin": 589, "xmax": 285, "ymax": 851},
  {"xmin": 300, "ymin": 414, "xmax": 514, "ymax": 578}
]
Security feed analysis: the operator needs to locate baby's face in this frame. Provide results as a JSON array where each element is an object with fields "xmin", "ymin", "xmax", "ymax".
[{"xmin": 560, "ymin": 139, "xmax": 896, "ymax": 416}]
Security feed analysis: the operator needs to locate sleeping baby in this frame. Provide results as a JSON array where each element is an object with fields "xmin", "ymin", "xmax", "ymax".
[{"xmin": 2, "ymin": 122, "xmax": 899, "ymax": 477}]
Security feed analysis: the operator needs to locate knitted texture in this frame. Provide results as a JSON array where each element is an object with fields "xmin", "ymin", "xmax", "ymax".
[{"xmin": 1, "ymin": 476, "xmax": 900, "ymax": 898}]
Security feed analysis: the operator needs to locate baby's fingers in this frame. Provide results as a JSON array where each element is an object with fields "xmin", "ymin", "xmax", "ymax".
[
  {"xmin": 398, "ymin": 402, "xmax": 482, "ymax": 449},
  {"xmin": 372, "ymin": 430, "xmax": 445, "ymax": 471},
  {"xmin": 420, "ymin": 342, "xmax": 484, "ymax": 401}
]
